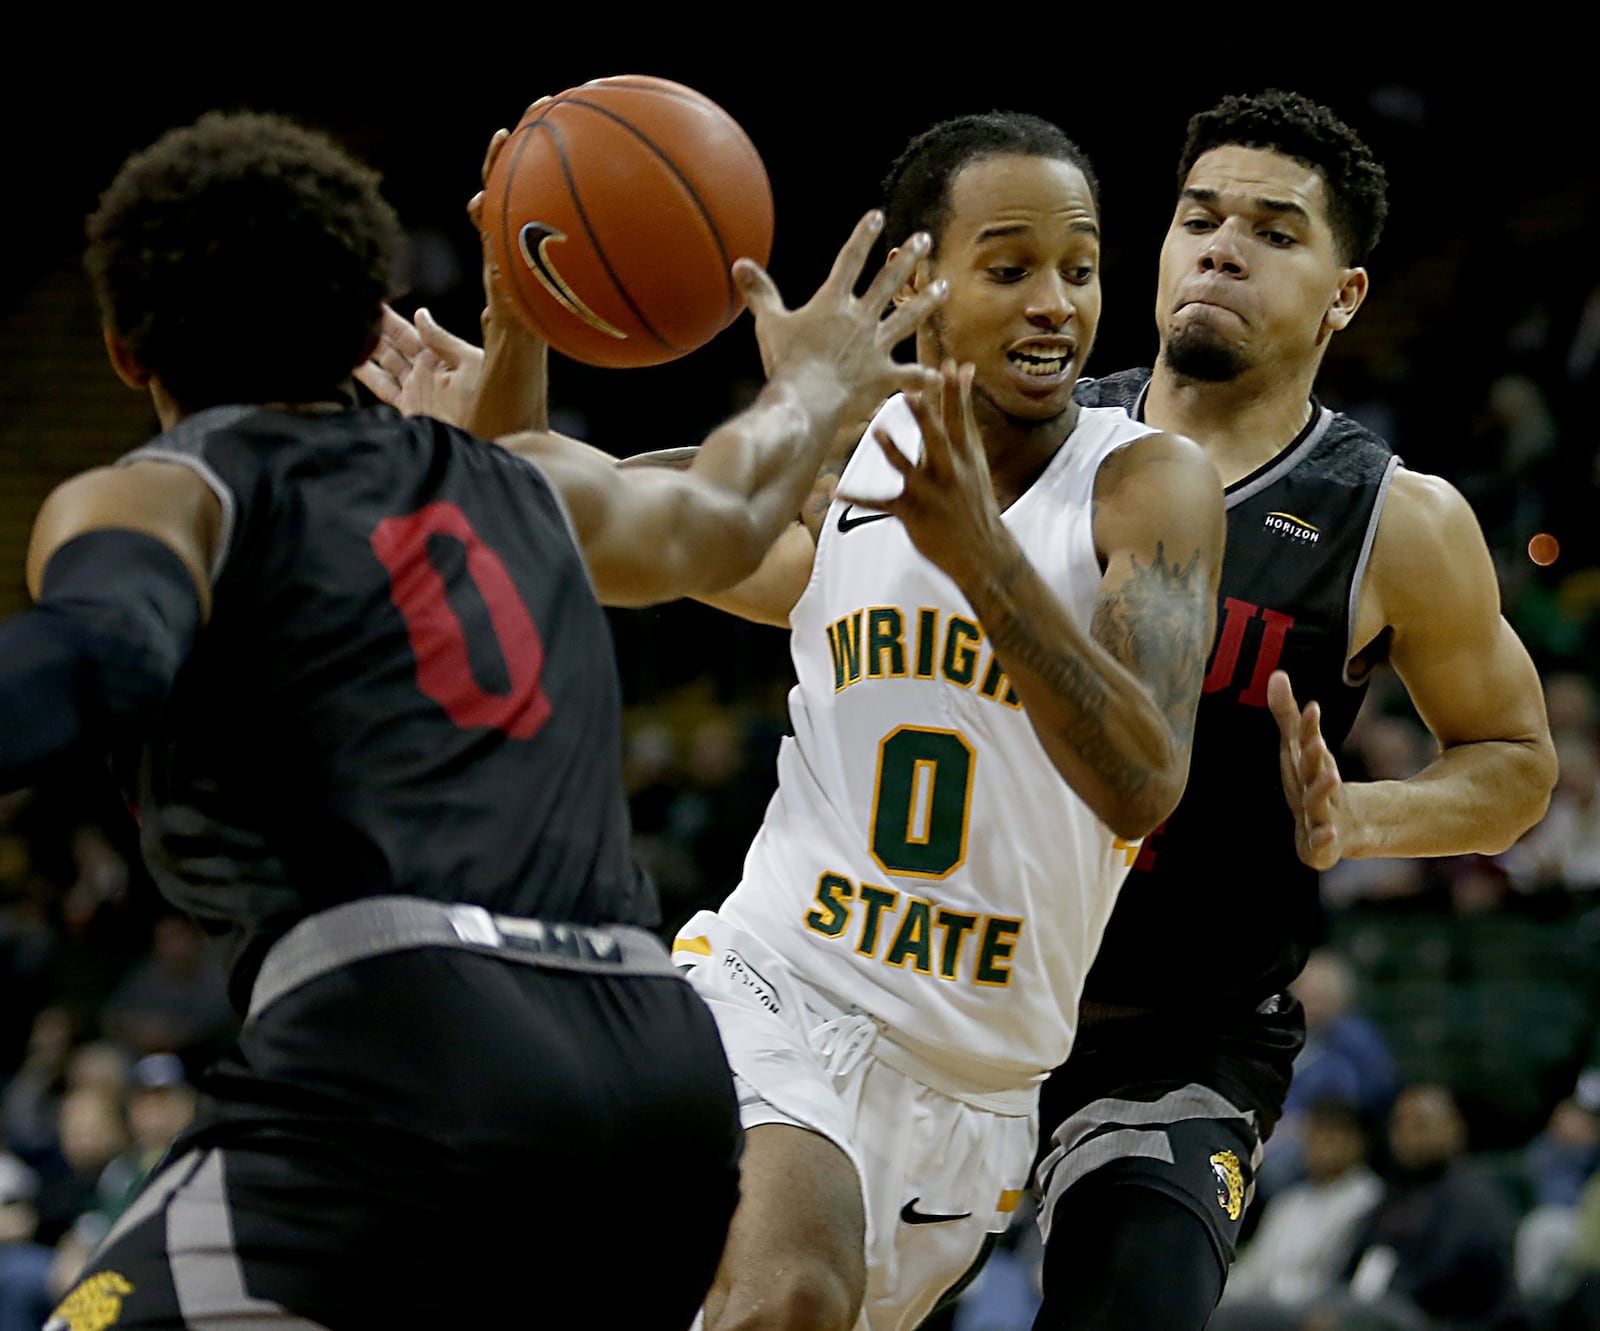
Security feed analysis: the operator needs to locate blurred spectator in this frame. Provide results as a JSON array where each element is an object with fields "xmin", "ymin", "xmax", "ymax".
[
  {"xmin": 0, "ymin": 1150, "xmax": 53, "ymax": 1331},
  {"xmin": 94, "ymin": 1053, "xmax": 196, "ymax": 1228},
  {"xmin": 1313, "ymin": 1083, "xmax": 1527, "ymax": 1331},
  {"xmin": 31, "ymin": 1085, "xmax": 127, "ymax": 1248},
  {"xmin": 99, "ymin": 913, "xmax": 235, "ymax": 1064},
  {"xmin": 1258, "ymin": 950, "xmax": 1397, "ymax": 1201},
  {"xmin": 0, "ymin": 1006, "xmax": 76, "ymax": 1165},
  {"xmin": 1544, "ymin": 672, "xmax": 1599, "ymax": 743},
  {"xmin": 1211, "ymin": 1101, "xmax": 1384, "ymax": 1329},
  {"xmin": 664, "ymin": 714, "xmax": 771, "ymax": 900},
  {"xmin": 0, "ymin": 790, "xmax": 56, "ymax": 1080},
  {"xmin": 1501, "ymin": 731, "xmax": 1600, "ymax": 897},
  {"xmin": 1512, "ymin": 1067, "xmax": 1600, "ymax": 1311}
]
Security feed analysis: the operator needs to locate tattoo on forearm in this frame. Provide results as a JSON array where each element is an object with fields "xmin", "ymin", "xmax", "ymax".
[
  {"xmin": 1090, "ymin": 541, "xmax": 1209, "ymax": 745},
  {"xmin": 979, "ymin": 552, "xmax": 1151, "ymax": 800}
]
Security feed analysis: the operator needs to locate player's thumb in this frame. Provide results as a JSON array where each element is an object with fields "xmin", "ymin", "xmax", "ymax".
[
  {"xmin": 414, "ymin": 309, "xmax": 468, "ymax": 367},
  {"xmin": 1265, "ymin": 669, "xmax": 1299, "ymax": 734},
  {"xmin": 733, "ymin": 259, "xmax": 782, "ymax": 317}
]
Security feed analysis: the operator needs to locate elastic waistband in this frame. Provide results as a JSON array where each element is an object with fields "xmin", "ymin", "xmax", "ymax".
[
  {"xmin": 797, "ymin": 974, "xmax": 1037, "ymax": 1116},
  {"xmin": 248, "ymin": 896, "xmax": 677, "ymax": 1021}
]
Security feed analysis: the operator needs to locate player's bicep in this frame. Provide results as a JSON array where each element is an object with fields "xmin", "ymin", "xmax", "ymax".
[
  {"xmin": 1090, "ymin": 437, "xmax": 1224, "ymax": 742},
  {"xmin": 507, "ymin": 431, "xmax": 749, "ymax": 606}
]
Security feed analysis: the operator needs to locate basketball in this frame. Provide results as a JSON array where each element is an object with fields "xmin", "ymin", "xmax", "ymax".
[{"xmin": 479, "ymin": 75, "xmax": 775, "ymax": 369}]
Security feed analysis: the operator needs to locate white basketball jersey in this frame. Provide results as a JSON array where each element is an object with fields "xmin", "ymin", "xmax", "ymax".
[{"xmin": 717, "ymin": 395, "xmax": 1163, "ymax": 1089}]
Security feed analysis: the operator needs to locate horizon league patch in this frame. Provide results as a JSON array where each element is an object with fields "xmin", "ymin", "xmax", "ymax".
[{"xmin": 720, "ymin": 948, "xmax": 781, "ymax": 1015}]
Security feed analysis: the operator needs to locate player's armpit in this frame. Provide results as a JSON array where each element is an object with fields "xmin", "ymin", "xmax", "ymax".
[{"xmin": 1344, "ymin": 469, "xmax": 1556, "ymax": 857}]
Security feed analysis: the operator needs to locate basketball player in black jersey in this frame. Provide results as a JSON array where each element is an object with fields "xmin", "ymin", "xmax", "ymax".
[
  {"xmin": 0, "ymin": 110, "xmax": 946, "ymax": 1329},
  {"xmin": 1023, "ymin": 90, "xmax": 1557, "ymax": 1331}
]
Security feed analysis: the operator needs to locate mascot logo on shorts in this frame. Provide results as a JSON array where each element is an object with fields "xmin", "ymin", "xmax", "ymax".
[
  {"xmin": 45, "ymin": 1271, "xmax": 134, "ymax": 1331},
  {"xmin": 1210, "ymin": 1150, "xmax": 1245, "ymax": 1222}
]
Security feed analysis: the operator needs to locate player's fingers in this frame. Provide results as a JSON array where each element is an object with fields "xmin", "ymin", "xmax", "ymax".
[
  {"xmin": 376, "ymin": 305, "xmax": 424, "ymax": 362},
  {"xmin": 1298, "ymin": 700, "xmax": 1324, "ymax": 757},
  {"xmin": 414, "ymin": 309, "xmax": 469, "ymax": 368},
  {"xmin": 868, "ymin": 423, "xmax": 918, "ymax": 481},
  {"xmin": 876, "ymin": 277, "xmax": 946, "ymax": 349},
  {"xmin": 367, "ymin": 336, "xmax": 414, "ymax": 385},
  {"xmin": 480, "ymin": 127, "xmax": 510, "ymax": 188},
  {"xmin": 352, "ymin": 361, "xmax": 400, "ymax": 406},
  {"xmin": 858, "ymin": 227, "xmax": 930, "ymax": 313},
  {"xmin": 732, "ymin": 257, "xmax": 787, "ymax": 321},
  {"xmin": 818, "ymin": 211, "xmax": 885, "ymax": 300},
  {"xmin": 1266, "ymin": 670, "xmax": 1301, "ymax": 738},
  {"xmin": 884, "ymin": 363, "xmax": 943, "ymax": 399},
  {"xmin": 956, "ymin": 362, "xmax": 980, "ymax": 445}
]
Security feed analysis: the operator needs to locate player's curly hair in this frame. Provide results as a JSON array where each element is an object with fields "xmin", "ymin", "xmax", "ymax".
[
  {"xmin": 882, "ymin": 112, "xmax": 1099, "ymax": 259},
  {"xmin": 1178, "ymin": 90, "xmax": 1388, "ymax": 267},
  {"xmin": 85, "ymin": 110, "xmax": 403, "ymax": 410}
]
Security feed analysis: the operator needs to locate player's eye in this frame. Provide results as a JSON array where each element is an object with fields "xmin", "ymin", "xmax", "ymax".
[
  {"xmin": 1064, "ymin": 266, "xmax": 1096, "ymax": 284},
  {"xmin": 1262, "ymin": 230, "xmax": 1296, "ymax": 247},
  {"xmin": 987, "ymin": 267, "xmax": 1026, "ymax": 282},
  {"xmin": 1182, "ymin": 217, "xmax": 1217, "ymax": 232}
]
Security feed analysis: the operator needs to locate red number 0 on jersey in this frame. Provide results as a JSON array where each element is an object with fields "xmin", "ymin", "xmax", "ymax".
[{"xmin": 370, "ymin": 502, "xmax": 551, "ymax": 739}]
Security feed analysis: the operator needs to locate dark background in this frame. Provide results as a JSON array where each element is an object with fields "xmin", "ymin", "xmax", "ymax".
[{"xmin": 5, "ymin": 53, "xmax": 1594, "ymax": 475}]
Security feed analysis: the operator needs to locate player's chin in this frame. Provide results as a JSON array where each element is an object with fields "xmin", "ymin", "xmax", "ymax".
[{"xmin": 991, "ymin": 378, "xmax": 1077, "ymax": 421}]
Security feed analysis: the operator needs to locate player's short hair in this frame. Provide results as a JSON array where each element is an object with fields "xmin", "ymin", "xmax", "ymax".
[
  {"xmin": 1178, "ymin": 90, "xmax": 1388, "ymax": 267},
  {"xmin": 85, "ymin": 110, "xmax": 402, "ymax": 409},
  {"xmin": 882, "ymin": 112, "xmax": 1100, "ymax": 258}
]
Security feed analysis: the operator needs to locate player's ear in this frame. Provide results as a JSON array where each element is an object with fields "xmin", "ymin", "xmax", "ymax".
[
  {"xmin": 1324, "ymin": 266, "xmax": 1368, "ymax": 335},
  {"xmin": 102, "ymin": 325, "xmax": 151, "ymax": 390},
  {"xmin": 891, "ymin": 253, "xmax": 937, "ymax": 308}
]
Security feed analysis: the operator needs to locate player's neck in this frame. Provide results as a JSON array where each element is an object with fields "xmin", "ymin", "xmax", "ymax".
[
  {"xmin": 1143, "ymin": 364, "xmax": 1317, "ymax": 488},
  {"xmin": 973, "ymin": 395, "xmax": 1079, "ymax": 511}
]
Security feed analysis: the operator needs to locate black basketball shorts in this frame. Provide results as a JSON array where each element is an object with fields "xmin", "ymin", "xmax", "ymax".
[{"xmin": 49, "ymin": 898, "xmax": 741, "ymax": 1329}]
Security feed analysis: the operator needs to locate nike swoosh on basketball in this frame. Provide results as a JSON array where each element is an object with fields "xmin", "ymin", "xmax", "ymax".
[
  {"xmin": 836, "ymin": 506, "xmax": 893, "ymax": 533},
  {"xmin": 900, "ymin": 1198, "xmax": 973, "ymax": 1225},
  {"xmin": 516, "ymin": 222, "xmax": 627, "ymax": 340}
]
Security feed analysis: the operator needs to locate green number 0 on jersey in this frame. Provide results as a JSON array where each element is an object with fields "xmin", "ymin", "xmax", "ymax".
[{"xmin": 869, "ymin": 725, "xmax": 975, "ymax": 879}]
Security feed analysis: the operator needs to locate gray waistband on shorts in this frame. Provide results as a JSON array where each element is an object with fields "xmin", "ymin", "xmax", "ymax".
[{"xmin": 247, "ymin": 896, "xmax": 676, "ymax": 1021}]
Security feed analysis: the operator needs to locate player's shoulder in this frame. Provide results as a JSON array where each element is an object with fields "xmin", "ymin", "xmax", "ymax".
[
  {"xmin": 1072, "ymin": 367, "xmax": 1152, "ymax": 413},
  {"xmin": 1379, "ymin": 464, "xmax": 1480, "ymax": 540},
  {"xmin": 1298, "ymin": 402, "xmax": 1400, "ymax": 482}
]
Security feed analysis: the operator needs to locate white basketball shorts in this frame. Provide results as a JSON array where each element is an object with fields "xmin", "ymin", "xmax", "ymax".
[{"xmin": 674, "ymin": 909, "xmax": 1037, "ymax": 1331}]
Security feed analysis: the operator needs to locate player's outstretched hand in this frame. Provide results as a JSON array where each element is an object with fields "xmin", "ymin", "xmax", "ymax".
[
  {"xmin": 1268, "ymin": 669, "xmax": 1349, "ymax": 870},
  {"xmin": 835, "ymin": 359, "xmax": 1001, "ymax": 586},
  {"xmin": 355, "ymin": 305, "xmax": 485, "ymax": 427},
  {"xmin": 734, "ymin": 210, "xmax": 944, "ymax": 421}
]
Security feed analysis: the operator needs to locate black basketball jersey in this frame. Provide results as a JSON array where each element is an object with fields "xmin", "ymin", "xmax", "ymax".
[
  {"xmin": 1074, "ymin": 369, "xmax": 1399, "ymax": 1015},
  {"xmin": 122, "ymin": 405, "xmax": 650, "ymax": 1008}
]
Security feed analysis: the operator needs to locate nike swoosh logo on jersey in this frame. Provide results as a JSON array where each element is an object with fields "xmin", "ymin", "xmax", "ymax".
[
  {"xmin": 516, "ymin": 222, "xmax": 627, "ymax": 340},
  {"xmin": 900, "ymin": 1198, "xmax": 973, "ymax": 1225},
  {"xmin": 836, "ymin": 506, "xmax": 893, "ymax": 533}
]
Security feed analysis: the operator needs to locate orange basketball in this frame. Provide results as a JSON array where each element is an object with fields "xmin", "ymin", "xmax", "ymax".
[{"xmin": 479, "ymin": 75, "xmax": 775, "ymax": 369}]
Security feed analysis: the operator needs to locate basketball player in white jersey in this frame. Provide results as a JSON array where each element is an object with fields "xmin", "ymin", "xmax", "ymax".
[{"xmin": 364, "ymin": 111, "xmax": 1225, "ymax": 1330}]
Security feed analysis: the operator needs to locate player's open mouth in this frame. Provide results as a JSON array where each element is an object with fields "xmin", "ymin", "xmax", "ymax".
[{"xmin": 1008, "ymin": 342, "xmax": 1075, "ymax": 378}]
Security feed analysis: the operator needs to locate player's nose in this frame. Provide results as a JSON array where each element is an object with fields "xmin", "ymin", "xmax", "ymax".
[{"xmin": 1199, "ymin": 220, "xmax": 1248, "ymax": 276}]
